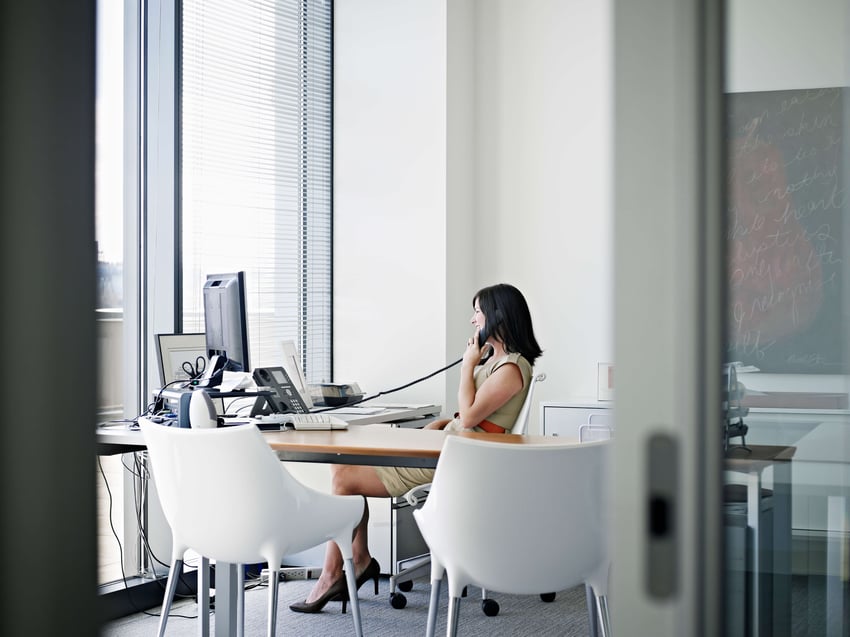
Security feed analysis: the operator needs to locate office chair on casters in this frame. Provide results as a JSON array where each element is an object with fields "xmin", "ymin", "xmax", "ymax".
[
  {"xmin": 388, "ymin": 372, "xmax": 546, "ymax": 614},
  {"xmin": 139, "ymin": 421, "xmax": 366, "ymax": 637},
  {"xmin": 414, "ymin": 435, "xmax": 612, "ymax": 637}
]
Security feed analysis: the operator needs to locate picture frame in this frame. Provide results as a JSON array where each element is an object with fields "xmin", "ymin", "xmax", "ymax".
[
  {"xmin": 597, "ymin": 362, "xmax": 614, "ymax": 402},
  {"xmin": 155, "ymin": 333, "xmax": 207, "ymax": 386}
]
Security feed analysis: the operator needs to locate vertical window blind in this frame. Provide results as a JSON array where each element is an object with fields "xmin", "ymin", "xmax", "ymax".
[{"xmin": 180, "ymin": 0, "xmax": 332, "ymax": 382}]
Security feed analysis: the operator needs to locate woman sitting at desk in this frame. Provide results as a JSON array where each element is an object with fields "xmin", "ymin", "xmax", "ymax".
[{"xmin": 290, "ymin": 283, "xmax": 543, "ymax": 614}]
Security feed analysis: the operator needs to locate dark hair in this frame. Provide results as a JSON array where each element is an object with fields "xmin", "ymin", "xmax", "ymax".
[{"xmin": 474, "ymin": 283, "xmax": 542, "ymax": 366}]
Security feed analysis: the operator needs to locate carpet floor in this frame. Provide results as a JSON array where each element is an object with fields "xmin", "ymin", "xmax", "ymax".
[{"xmin": 103, "ymin": 575, "xmax": 593, "ymax": 636}]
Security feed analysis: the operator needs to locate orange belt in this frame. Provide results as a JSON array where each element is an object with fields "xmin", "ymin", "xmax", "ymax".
[{"xmin": 478, "ymin": 419, "xmax": 506, "ymax": 434}]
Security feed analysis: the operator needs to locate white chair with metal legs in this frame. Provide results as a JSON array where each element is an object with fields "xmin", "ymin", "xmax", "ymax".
[
  {"xmin": 140, "ymin": 420, "xmax": 366, "ymax": 637},
  {"xmin": 414, "ymin": 435, "xmax": 612, "ymax": 637},
  {"xmin": 388, "ymin": 372, "xmax": 546, "ymax": 613}
]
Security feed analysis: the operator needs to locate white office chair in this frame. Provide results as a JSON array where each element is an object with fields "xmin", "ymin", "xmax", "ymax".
[
  {"xmin": 140, "ymin": 421, "xmax": 366, "ymax": 637},
  {"xmin": 388, "ymin": 372, "xmax": 546, "ymax": 611},
  {"xmin": 414, "ymin": 435, "xmax": 612, "ymax": 637}
]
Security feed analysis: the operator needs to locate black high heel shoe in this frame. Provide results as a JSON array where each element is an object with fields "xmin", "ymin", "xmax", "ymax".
[
  {"xmin": 289, "ymin": 574, "xmax": 349, "ymax": 614},
  {"xmin": 356, "ymin": 558, "xmax": 381, "ymax": 596},
  {"xmin": 334, "ymin": 558, "xmax": 382, "ymax": 613}
]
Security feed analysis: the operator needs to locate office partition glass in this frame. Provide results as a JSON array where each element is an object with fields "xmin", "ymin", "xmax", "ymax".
[
  {"xmin": 612, "ymin": 1, "xmax": 850, "ymax": 634},
  {"xmin": 179, "ymin": 0, "xmax": 332, "ymax": 382},
  {"xmin": 723, "ymin": 2, "xmax": 850, "ymax": 635}
]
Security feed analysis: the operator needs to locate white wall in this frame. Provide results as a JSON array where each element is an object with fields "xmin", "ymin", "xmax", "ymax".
[
  {"xmin": 727, "ymin": 0, "xmax": 848, "ymax": 93},
  {"xmin": 469, "ymin": 0, "xmax": 613, "ymax": 418},
  {"xmin": 333, "ymin": 0, "xmax": 449, "ymax": 404},
  {"xmin": 334, "ymin": 0, "xmax": 613, "ymax": 432}
]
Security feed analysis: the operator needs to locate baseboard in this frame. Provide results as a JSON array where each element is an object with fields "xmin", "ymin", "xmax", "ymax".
[
  {"xmin": 98, "ymin": 563, "xmax": 267, "ymax": 621},
  {"xmin": 98, "ymin": 570, "xmax": 198, "ymax": 622}
]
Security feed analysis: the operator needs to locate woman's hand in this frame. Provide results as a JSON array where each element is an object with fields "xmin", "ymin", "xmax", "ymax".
[
  {"xmin": 462, "ymin": 328, "xmax": 488, "ymax": 369},
  {"xmin": 423, "ymin": 418, "xmax": 451, "ymax": 430}
]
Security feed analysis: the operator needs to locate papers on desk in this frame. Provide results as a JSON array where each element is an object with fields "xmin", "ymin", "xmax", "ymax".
[
  {"xmin": 218, "ymin": 371, "xmax": 255, "ymax": 391},
  {"xmin": 369, "ymin": 403, "xmax": 439, "ymax": 410},
  {"xmin": 325, "ymin": 406, "xmax": 388, "ymax": 415}
]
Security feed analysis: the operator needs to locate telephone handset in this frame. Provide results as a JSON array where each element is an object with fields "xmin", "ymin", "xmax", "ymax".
[{"xmin": 475, "ymin": 311, "xmax": 501, "ymax": 365}]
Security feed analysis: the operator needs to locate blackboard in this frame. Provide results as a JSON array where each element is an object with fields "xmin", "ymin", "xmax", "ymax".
[{"xmin": 726, "ymin": 87, "xmax": 845, "ymax": 373}]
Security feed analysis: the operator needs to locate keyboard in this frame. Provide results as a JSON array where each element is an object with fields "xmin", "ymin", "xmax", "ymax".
[{"xmin": 287, "ymin": 413, "xmax": 349, "ymax": 430}]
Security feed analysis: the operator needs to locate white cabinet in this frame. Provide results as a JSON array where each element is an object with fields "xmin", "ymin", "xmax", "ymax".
[{"xmin": 540, "ymin": 401, "xmax": 613, "ymax": 441}]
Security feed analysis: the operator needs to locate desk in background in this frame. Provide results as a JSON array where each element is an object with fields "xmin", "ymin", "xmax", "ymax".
[{"xmin": 725, "ymin": 444, "xmax": 795, "ymax": 637}]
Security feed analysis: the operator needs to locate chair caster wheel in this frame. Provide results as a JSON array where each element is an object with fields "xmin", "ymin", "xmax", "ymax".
[
  {"xmin": 540, "ymin": 592, "xmax": 557, "ymax": 603},
  {"xmin": 390, "ymin": 592, "xmax": 407, "ymax": 609},
  {"xmin": 398, "ymin": 580, "xmax": 414, "ymax": 592},
  {"xmin": 481, "ymin": 598, "xmax": 500, "ymax": 616}
]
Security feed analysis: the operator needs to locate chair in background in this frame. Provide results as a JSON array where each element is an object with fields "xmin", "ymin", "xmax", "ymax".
[
  {"xmin": 140, "ymin": 421, "xmax": 366, "ymax": 637},
  {"xmin": 579, "ymin": 411, "xmax": 614, "ymax": 442},
  {"xmin": 388, "ymin": 372, "xmax": 546, "ymax": 611},
  {"xmin": 509, "ymin": 371, "xmax": 547, "ymax": 435},
  {"xmin": 414, "ymin": 435, "xmax": 611, "ymax": 637}
]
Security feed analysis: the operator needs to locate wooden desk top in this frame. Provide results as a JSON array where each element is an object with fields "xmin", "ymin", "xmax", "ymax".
[
  {"xmin": 726, "ymin": 444, "xmax": 796, "ymax": 464},
  {"xmin": 96, "ymin": 420, "xmax": 579, "ymax": 467},
  {"xmin": 725, "ymin": 444, "xmax": 796, "ymax": 479},
  {"xmin": 264, "ymin": 426, "xmax": 574, "ymax": 468}
]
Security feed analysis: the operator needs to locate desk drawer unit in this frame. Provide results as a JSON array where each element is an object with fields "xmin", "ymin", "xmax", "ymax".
[{"xmin": 541, "ymin": 401, "xmax": 613, "ymax": 441}]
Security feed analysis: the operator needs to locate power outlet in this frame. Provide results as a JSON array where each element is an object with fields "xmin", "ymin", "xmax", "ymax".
[
  {"xmin": 281, "ymin": 567, "xmax": 309, "ymax": 580},
  {"xmin": 259, "ymin": 566, "xmax": 321, "ymax": 584}
]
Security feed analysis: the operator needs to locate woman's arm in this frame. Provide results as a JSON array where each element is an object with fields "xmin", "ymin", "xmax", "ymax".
[{"xmin": 455, "ymin": 361, "xmax": 523, "ymax": 429}]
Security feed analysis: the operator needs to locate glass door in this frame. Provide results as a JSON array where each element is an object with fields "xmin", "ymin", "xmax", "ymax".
[
  {"xmin": 723, "ymin": 2, "xmax": 849, "ymax": 635},
  {"xmin": 611, "ymin": 0, "xmax": 849, "ymax": 635}
]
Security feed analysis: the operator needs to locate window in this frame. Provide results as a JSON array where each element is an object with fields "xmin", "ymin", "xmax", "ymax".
[
  {"xmin": 96, "ymin": 0, "xmax": 333, "ymax": 588},
  {"xmin": 96, "ymin": 0, "xmax": 127, "ymax": 420},
  {"xmin": 96, "ymin": 0, "xmax": 132, "ymax": 588},
  {"xmin": 179, "ymin": 0, "xmax": 333, "ymax": 381}
]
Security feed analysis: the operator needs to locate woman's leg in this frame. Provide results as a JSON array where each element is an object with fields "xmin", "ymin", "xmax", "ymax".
[{"xmin": 302, "ymin": 464, "xmax": 390, "ymax": 603}]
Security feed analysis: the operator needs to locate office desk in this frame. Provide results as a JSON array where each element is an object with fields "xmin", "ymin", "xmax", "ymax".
[
  {"xmin": 95, "ymin": 404, "xmax": 442, "ymax": 455},
  {"xmin": 726, "ymin": 444, "xmax": 795, "ymax": 637},
  {"xmin": 264, "ymin": 426, "xmax": 537, "ymax": 467}
]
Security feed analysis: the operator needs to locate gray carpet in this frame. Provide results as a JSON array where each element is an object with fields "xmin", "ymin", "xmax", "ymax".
[{"xmin": 103, "ymin": 575, "xmax": 592, "ymax": 636}]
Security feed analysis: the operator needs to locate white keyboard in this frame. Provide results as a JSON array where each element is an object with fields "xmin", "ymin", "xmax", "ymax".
[{"xmin": 287, "ymin": 413, "xmax": 349, "ymax": 430}]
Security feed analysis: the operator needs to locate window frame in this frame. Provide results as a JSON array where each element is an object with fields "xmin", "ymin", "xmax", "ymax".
[{"xmin": 110, "ymin": 0, "xmax": 334, "ymax": 581}]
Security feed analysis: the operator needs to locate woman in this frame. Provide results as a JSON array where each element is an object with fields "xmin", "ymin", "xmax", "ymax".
[{"xmin": 290, "ymin": 283, "xmax": 542, "ymax": 613}]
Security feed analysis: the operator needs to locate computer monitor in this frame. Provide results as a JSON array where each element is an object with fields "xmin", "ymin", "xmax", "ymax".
[{"xmin": 203, "ymin": 272, "xmax": 250, "ymax": 382}]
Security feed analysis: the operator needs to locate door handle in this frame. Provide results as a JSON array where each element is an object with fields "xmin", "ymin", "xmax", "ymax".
[{"xmin": 647, "ymin": 432, "xmax": 679, "ymax": 599}]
